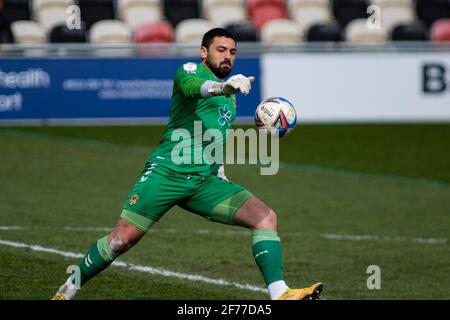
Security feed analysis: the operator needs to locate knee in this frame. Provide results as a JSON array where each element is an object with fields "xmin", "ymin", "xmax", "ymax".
[
  {"xmin": 255, "ymin": 208, "xmax": 277, "ymax": 230},
  {"xmin": 108, "ymin": 234, "xmax": 135, "ymax": 254},
  {"xmin": 267, "ymin": 209, "xmax": 278, "ymax": 229}
]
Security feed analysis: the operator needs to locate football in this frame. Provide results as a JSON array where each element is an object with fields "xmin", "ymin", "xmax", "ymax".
[{"xmin": 255, "ymin": 97, "xmax": 297, "ymax": 137}]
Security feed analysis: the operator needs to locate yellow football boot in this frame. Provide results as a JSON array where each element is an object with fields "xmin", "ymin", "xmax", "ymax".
[{"xmin": 277, "ymin": 282, "xmax": 323, "ymax": 300}]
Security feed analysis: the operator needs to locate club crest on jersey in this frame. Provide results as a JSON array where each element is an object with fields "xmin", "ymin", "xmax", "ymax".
[
  {"xmin": 129, "ymin": 194, "xmax": 139, "ymax": 205},
  {"xmin": 183, "ymin": 62, "xmax": 197, "ymax": 73}
]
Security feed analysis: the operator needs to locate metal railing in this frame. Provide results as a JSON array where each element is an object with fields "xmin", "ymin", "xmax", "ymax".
[{"xmin": 1, "ymin": 41, "xmax": 450, "ymax": 57}]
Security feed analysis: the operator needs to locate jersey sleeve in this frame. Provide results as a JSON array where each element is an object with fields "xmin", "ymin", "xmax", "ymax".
[{"xmin": 174, "ymin": 63, "xmax": 207, "ymax": 98}]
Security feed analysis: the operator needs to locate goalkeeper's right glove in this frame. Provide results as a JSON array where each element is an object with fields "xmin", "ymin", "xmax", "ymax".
[{"xmin": 208, "ymin": 74, "xmax": 255, "ymax": 97}]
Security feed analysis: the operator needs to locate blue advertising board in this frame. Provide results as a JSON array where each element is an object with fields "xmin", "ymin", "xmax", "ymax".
[{"xmin": 0, "ymin": 57, "xmax": 261, "ymax": 124}]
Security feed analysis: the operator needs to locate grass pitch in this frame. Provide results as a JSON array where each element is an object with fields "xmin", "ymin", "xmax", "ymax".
[{"xmin": 0, "ymin": 124, "xmax": 449, "ymax": 299}]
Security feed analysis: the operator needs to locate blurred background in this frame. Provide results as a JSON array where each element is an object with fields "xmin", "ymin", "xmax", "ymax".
[
  {"xmin": 0, "ymin": 0, "xmax": 449, "ymax": 300},
  {"xmin": 1, "ymin": 0, "xmax": 450, "ymax": 124}
]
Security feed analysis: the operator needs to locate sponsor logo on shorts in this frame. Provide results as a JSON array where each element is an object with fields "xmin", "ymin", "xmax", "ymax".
[{"xmin": 129, "ymin": 194, "xmax": 139, "ymax": 206}]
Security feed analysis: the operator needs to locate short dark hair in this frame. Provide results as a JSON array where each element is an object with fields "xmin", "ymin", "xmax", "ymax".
[{"xmin": 201, "ymin": 28, "xmax": 236, "ymax": 49}]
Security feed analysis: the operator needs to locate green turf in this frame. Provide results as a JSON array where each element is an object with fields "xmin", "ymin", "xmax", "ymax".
[
  {"xmin": 0, "ymin": 124, "xmax": 449, "ymax": 300},
  {"xmin": 7, "ymin": 123, "xmax": 450, "ymax": 182}
]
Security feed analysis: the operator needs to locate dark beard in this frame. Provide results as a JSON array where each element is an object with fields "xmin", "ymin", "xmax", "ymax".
[{"xmin": 205, "ymin": 59, "xmax": 232, "ymax": 79}]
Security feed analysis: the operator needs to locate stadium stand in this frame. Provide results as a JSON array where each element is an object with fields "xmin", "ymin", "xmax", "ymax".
[
  {"xmin": 89, "ymin": 19, "xmax": 132, "ymax": 43},
  {"xmin": 260, "ymin": 18, "xmax": 302, "ymax": 43},
  {"xmin": 164, "ymin": 0, "xmax": 200, "ymax": 27},
  {"xmin": 134, "ymin": 20, "xmax": 173, "ymax": 43},
  {"xmin": 33, "ymin": 0, "xmax": 72, "ymax": 31},
  {"xmin": 174, "ymin": 18, "xmax": 215, "ymax": 43},
  {"xmin": 373, "ymin": 0, "xmax": 416, "ymax": 32},
  {"xmin": 225, "ymin": 20, "xmax": 258, "ymax": 41},
  {"xmin": 2, "ymin": 0, "xmax": 31, "ymax": 31},
  {"xmin": 248, "ymin": 0, "xmax": 288, "ymax": 31},
  {"xmin": 345, "ymin": 17, "xmax": 386, "ymax": 42},
  {"xmin": 2, "ymin": 0, "xmax": 450, "ymax": 44},
  {"xmin": 78, "ymin": 0, "xmax": 115, "ymax": 29},
  {"xmin": 430, "ymin": 18, "xmax": 450, "ymax": 41},
  {"xmin": 288, "ymin": 0, "xmax": 332, "ymax": 34},
  {"xmin": 390, "ymin": 21, "xmax": 428, "ymax": 41},
  {"xmin": 118, "ymin": 0, "xmax": 163, "ymax": 29},
  {"xmin": 0, "ymin": 1, "xmax": 6, "ymax": 42},
  {"xmin": 202, "ymin": 0, "xmax": 247, "ymax": 27},
  {"xmin": 415, "ymin": 0, "xmax": 450, "ymax": 28},
  {"xmin": 10, "ymin": 20, "xmax": 46, "ymax": 43},
  {"xmin": 332, "ymin": 0, "xmax": 370, "ymax": 27},
  {"xmin": 49, "ymin": 22, "xmax": 87, "ymax": 42},
  {"xmin": 306, "ymin": 21, "xmax": 343, "ymax": 41}
]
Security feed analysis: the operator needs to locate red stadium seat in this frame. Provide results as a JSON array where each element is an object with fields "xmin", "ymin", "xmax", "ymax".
[
  {"xmin": 430, "ymin": 19, "xmax": 450, "ymax": 42},
  {"xmin": 134, "ymin": 21, "xmax": 174, "ymax": 43},
  {"xmin": 247, "ymin": 0, "xmax": 287, "ymax": 31}
]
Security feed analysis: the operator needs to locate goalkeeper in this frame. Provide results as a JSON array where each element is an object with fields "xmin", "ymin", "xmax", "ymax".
[{"xmin": 52, "ymin": 28, "xmax": 322, "ymax": 300}]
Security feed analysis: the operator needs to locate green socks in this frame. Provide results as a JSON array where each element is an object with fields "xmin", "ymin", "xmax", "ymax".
[
  {"xmin": 77, "ymin": 236, "xmax": 120, "ymax": 286},
  {"xmin": 252, "ymin": 230, "xmax": 284, "ymax": 286},
  {"xmin": 73, "ymin": 231, "xmax": 284, "ymax": 289}
]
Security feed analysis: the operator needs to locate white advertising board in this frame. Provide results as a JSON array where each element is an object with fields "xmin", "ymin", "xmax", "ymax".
[{"xmin": 262, "ymin": 52, "xmax": 450, "ymax": 122}]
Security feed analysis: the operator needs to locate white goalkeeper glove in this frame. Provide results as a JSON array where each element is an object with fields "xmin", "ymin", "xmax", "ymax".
[{"xmin": 208, "ymin": 74, "xmax": 255, "ymax": 97}]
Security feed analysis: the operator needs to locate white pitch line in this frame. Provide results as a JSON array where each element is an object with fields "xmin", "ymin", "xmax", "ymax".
[
  {"xmin": 321, "ymin": 233, "xmax": 448, "ymax": 244},
  {"xmin": 1, "ymin": 225, "xmax": 446, "ymax": 245},
  {"xmin": 50, "ymin": 226, "xmax": 450, "ymax": 245},
  {"xmin": 64, "ymin": 226, "xmax": 112, "ymax": 232},
  {"xmin": 0, "ymin": 239, "xmax": 266, "ymax": 294},
  {"xmin": 0, "ymin": 239, "xmax": 83, "ymax": 259},
  {"xmin": 0, "ymin": 226, "xmax": 24, "ymax": 231}
]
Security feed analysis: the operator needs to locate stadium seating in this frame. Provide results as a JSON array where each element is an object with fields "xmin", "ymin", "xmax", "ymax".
[
  {"xmin": 430, "ymin": 18, "xmax": 450, "ymax": 41},
  {"xmin": 390, "ymin": 22, "xmax": 428, "ymax": 41},
  {"xmin": 345, "ymin": 18, "xmax": 386, "ymax": 42},
  {"xmin": 260, "ymin": 18, "xmax": 302, "ymax": 43},
  {"xmin": 33, "ymin": 0, "xmax": 72, "ymax": 31},
  {"xmin": 225, "ymin": 21, "xmax": 258, "ymax": 42},
  {"xmin": 202, "ymin": 0, "xmax": 247, "ymax": 27},
  {"xmin": 89, "ymin": 20, "xmax": 132, "ymax": 44},
  {"xmin": 332, "ymin": 0, "xmax": 370, "ymax": 27},
  {"xmin": 10, "ymin": 20, "xmax": 46, "ymax": 43},
  {"xmin": 415, "ymin": 0, "xmax": 450, "ymax": 28},
  {"xmin": 372, "ymin": 0, "xmax": 416, "ymax": 32},
  {"xmin": 49, "ymin": 23, "xmax": 88, "ymax": 43},
  {"xmin": 164, "ymin": 0, "xmax": 200, "ymax": 27},
  {"xmin": 248, "ymin": 0, "xmax": 288, "ymax": 31},
  {"xmin": 306, "ymin": 21, "xmax": 343, "ymax": 41},
  {"xmin": 287, "ymin": 0, "xmax": 332, "ymax": 33},
  {"xmin": 2, "ymin": 0, "xmax": 450, "ymax": 45},
  {"xmin": 2, "ymin": 0, "xmax": 31, "ymax": 29},
  {"xmin": 175, "ymin": 18, "xmax": 215, "ymax": 43},
  {"xmin": 134, "ymin": 21, "xmax": 174, "ymax": 43},
  {"xmin": 118, "ymin": 0, "xmax": 163, "ymax": 29},
  {"xmin": 78, "ymin": 0, "xmax": 115, "ymax": 29}
]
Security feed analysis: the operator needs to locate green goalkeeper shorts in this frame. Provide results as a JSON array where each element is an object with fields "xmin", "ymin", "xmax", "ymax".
[{"xmin": 121, "ymin": 165, "xmax": 253, "ymax": 232}]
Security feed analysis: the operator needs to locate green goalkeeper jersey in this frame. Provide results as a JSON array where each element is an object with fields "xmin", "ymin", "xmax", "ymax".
[{"xmin": 148, "ymin": 62, "xmax": 236, "ymax": 176}]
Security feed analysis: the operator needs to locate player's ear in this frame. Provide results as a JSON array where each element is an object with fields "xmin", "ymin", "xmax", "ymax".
[{"xmin": 200, "ymin": 46, "xmax": 207, "ymax": 61}]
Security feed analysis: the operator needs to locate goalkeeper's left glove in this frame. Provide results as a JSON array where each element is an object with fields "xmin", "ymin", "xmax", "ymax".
[{"xmin": 208, "ymin": 74, "xmax": 255, "ymax": 97}]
